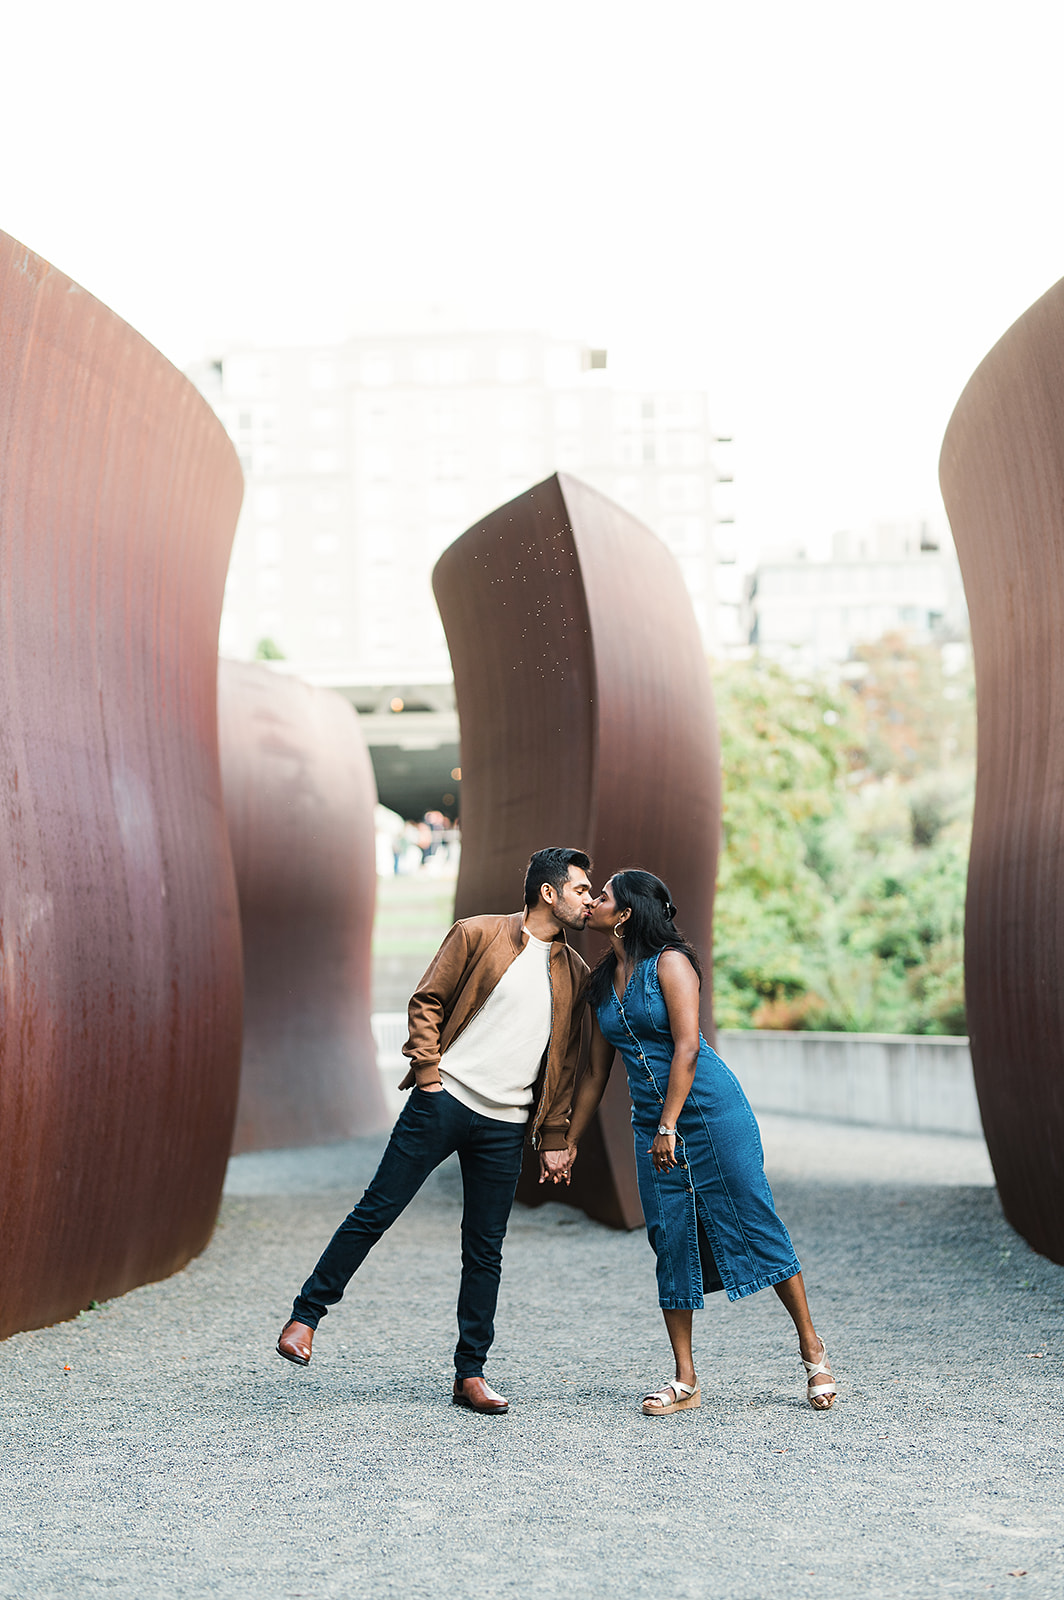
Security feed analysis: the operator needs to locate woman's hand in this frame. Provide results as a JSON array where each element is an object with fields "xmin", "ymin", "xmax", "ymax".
[{"xmin": 650, "ymin": 1132, "xmax": 677, "ymax": 1172}]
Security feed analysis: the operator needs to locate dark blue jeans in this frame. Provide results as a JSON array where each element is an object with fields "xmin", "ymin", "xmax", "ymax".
[{"xmin": 291, "ymin": 1087, "xmax": 526, "ymax": 1379}]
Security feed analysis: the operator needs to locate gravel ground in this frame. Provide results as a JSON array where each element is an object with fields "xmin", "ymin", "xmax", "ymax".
[{"xmin": 2, "ymin": 1114, "xmax": 1061, "ymax": 1600}]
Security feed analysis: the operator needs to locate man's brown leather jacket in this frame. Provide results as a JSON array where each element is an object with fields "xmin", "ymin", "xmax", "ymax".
[{"xmin": 399, "ymin": 912, "xmax": 589, "ymax": 1150}]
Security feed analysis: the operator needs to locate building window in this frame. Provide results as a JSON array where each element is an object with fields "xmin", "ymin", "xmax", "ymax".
[
  {"xmin": 500, "ymin": 395, "xmax": 530, "ymax": 432},
  {"xmin": 661, "ymin": 394, "xmax": 703, "ymax": 427},
  {"xmin": 431, "ymin": 447, "xmax": 465, "ymax": 481},
  {"xmin": 312, "ymin": 533, "xmax": 340, "ymax": 555},
  {"xmin": 311, "ymin": 407, "xmax": 337, "ymax": 431},
  {"xmin": 498, "ymin": 348, "xmax": 528, "ymax": 384},
  {"xmin": 365, "ymin": 488, "xmax": 393, "ymax": 517},
  {"xmin": 361, "ymin": 355, "xmax": 393, "ymax": 386},
  {"xmin": 311, "ymin": 449, "xmax": 339, "ymax": 473},
  {"xmin": 414, "ymin": 349, "xmax": 470, "ymax": 384},
  {"xmin": 223, "ymin": 355, "xmax": 277, "ymax": 397},
  {"xmin": 428, "ymin": 401, "xmax": 463, "ymax": 435},
  {"xmin": 363, "ymin": 445, "xmax": 392, "ymax": 479},
  {"xmin": 309, "ymin": 360, "xmax": 335, "ymax": 390},
  {"xmin": 311, "ymin": 490, "xmax": 339, "ymax": 513},
  {"xmin": 660, "ymin": 475, "xmax": 705, "ymax": 511}
]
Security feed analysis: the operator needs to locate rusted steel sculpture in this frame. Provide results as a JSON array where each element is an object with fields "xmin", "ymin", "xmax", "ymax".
[
  {"xmin": 0, "ymin": 232, "xmax": 245, "ymax": 1337},
  {"xmin": 218, "ymin": 661, "xmax": 387, "ymax": 1151},
  {"xmin": 432, "ymin": 473, "xmax": 721, "ymax": 1228},
  {"xmin": 940, "ymin": 277, "xmax": 1064, "ymax": 1266}
]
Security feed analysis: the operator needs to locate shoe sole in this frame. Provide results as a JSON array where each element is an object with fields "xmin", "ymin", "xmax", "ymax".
[
  {"xmin": 452, "ymin": 1394, "xmax": 508, "ymax": 1414},
  {"xmin": 276, "ymin": 1344, "xmax": 310, "ymax": 1367},
  {"xmin": 642, "ymin": 1392, "xmax": 701, "ymax": 1415}
]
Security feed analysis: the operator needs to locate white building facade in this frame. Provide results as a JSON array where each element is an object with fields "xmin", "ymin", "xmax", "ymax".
[
  {"xmin": 190, "ymin": 330, "xmax": 726, "ymax": 689},
  {"xmin": 746, "ymin": 522, "xmax": 969, "ymax": 671}
]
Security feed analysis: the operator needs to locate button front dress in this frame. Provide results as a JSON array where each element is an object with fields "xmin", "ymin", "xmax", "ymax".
[{"xmin": 596, "ymin": 953, "xmax": 801, "ymax": 1309}]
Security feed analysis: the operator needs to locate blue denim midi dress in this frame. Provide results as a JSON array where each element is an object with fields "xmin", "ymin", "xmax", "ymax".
[{"xmin": 596, "ymin": 954, "xmax": 801, "ymax": 1309}]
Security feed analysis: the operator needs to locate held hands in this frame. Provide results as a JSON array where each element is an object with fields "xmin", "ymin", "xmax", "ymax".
[{"xmin": 538, "ymin": 1145, "xmax": 576, "ymax": 1186}]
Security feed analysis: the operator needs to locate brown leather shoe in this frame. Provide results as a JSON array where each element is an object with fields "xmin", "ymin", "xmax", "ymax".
[
  {"xmin": 452, "ymin": 1376, "xmax": 509, "ymax": 1414},
  {"xmin": 277, "ymin": 1319, "xmax": 315, "ymax": 1366}
]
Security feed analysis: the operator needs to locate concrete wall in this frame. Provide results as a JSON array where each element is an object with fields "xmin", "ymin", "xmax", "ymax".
[
  {"xmin": 372, "ymin": 1017, "xmax": 982, "ymax": 1138},
  {"xmin": 719, "ymin": 1030, "xmax": 981, "ymax": 1136}
]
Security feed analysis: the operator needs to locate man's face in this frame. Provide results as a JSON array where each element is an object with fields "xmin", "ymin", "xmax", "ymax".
[{"xmin": 547, "ymin": 865, "xmax": 594, "ymax": 930}]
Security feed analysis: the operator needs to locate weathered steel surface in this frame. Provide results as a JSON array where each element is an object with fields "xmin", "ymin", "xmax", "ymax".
[
  {"xmin": 940, "ymin": 278, "xmax": 1064, "ymax": 1266},
  {"xmin": 0, "ymin": 232, "xmax": 245, "ymax": 1337},
  {"xmin": 218, "ymin": 661, "xmax": 387, "ymax": 1151},
  {"xmin": 432, "ymin": 473, "xmax": 721, "ymax": 1228}
]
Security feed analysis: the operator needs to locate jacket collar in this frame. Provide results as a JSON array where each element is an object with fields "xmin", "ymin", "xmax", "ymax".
[{"xmin": 508, "ymin": 910, "xmax": 571, "ymax": 954}]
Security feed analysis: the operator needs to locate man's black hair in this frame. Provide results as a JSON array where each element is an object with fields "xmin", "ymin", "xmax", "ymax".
[{"xmin": 523, "ymin": 846, "xmax": 591, "ymax": 910}]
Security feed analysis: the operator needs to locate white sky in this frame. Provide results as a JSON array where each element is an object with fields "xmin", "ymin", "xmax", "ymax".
[{"xmin": 5, "ymin": 0, "xmax": 1064, "ymax": 560}]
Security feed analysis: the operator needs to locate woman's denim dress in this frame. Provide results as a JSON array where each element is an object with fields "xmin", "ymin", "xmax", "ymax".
[{"xmin": 596, "ymin": 954, "xmax": 801, "ymax": 1309}]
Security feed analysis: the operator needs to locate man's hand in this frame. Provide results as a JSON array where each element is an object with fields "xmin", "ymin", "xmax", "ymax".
[{"xmin": 538, "ymin": 1147, "xmax": 572, "ymax": 1186}]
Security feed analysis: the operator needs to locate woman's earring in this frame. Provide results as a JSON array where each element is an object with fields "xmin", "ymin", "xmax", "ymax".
[{"xmin": 613, "ymin": 920, "xmax": 626, "ymax": 938}]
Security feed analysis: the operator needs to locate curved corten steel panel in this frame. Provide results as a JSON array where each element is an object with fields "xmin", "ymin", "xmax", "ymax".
[
  {"xmin": 432, "ymin": 473, "xmax": 721, "ymax": 1228},
  {"xmin": 0, "ymin": 232, "xmax": 244, "ymax": 1337},
  {"xmin": 940, "ymin": 277, "xmax": 1064, "ymax": 1265},
  {"xmin": 218, "ymin": 661, "xmax": 387, "ymax": 1151}
]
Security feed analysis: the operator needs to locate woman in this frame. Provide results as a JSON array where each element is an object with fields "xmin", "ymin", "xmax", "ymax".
[{"xmin": 566, "ymin": 869, "xmax": 836, "ymax": 1416}]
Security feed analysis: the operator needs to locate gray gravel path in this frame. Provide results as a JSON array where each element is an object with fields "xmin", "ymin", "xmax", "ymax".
[{"xmin": 2, "ymin": 1114, "xmax": 1061, "ymax": 1600}]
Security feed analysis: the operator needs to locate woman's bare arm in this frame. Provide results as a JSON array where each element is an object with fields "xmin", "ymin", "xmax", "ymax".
[{"xmin": 564, "ymin": 1015, "xmax": 616, "ymax": 1149}]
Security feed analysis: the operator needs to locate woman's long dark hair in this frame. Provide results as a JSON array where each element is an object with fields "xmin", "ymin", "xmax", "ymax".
[{"xmin": 586, "ymin": 868, "xmax": 703, "ymax": 1011}]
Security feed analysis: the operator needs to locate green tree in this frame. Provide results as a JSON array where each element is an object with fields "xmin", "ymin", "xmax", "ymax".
[
  {"xmin": 711, "ymin": 648, "xmax": 971, "ymax": 1035},
  {"xmin": 711, "ymin": 659, "xmax": 859, "ymax": 1028}
]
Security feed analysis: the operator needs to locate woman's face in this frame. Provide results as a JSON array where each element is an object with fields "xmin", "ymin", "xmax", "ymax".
[{"xmin": 587, "ymin": 877, "xmax": 621, "ymax": 933}]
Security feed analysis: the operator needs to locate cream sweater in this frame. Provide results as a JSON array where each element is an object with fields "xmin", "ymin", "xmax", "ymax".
[{"xmin": 439, "ymin": 931, "xmax": 553, "ymax": 1122}]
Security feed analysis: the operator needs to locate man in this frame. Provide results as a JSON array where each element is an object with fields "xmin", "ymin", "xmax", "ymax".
[{"xmin": 276, "ymin": 846, "xmax": 593, "ymax": 1413}]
